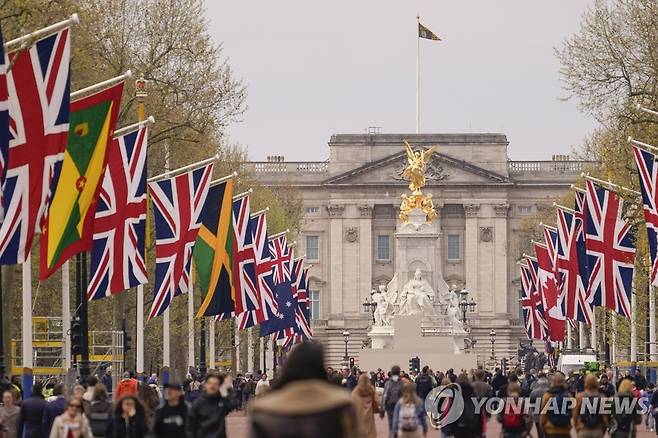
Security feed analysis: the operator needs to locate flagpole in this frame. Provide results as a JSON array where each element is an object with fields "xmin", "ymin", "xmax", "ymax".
[
  {"xmin": 209, "ymin": 172, "xmax": 238, "ymax": 187},
  {"xmin": 247, "ymin": 328, "xmax": 254, "ymax": 374},
  {"xmin": 147, "ymin": 154, "xmax": 218, "ymax": 183},
  {"xmin": 187, "ymin": 268, "xmax": 195, "ymax": 370},
  {"xmin": 70, "ymin": 70, "xmax": 132, "ymax": 102},
  {"xmin": 162, "ymin": 142, "xmax": 171, "ymax": 382},
  {"xmin": 21, "ymin": 254, "xmax": 33, "ymax": 395},
  {"xmin": 590, "ymin": 309, "xmax": 597, "ymax": 352},
  {"xmin": 4, "ymin": 14, "xmax": 79, "ymax": 51},
  {"xmin": 636, "ymin": 103, "xmax": 658, "ymax": 118},
  {"xmin": 416, "ymin": 14, "xmax": 420, "ymax": 134},
  {"xmin": 209, "ymin": 318, "xmax": 216, "ymax": 371},
  {"xmin": 631, "ymin": 292, "xmax": 637, "ymax": 367},
  {"xmin": 62, "ymin": 262, "xmax": 71, "ymax": 371},
  {"xmin": 628, "ymin": 136, "xmax": 658, "ymax": 153},
  {"xmin": 135, "ymin": 78, "xmax": 147, "ymax": 379},
  {"xmin": 650, "ymin": 284, "xmax": 657, "ymax": 382},
  {"xmin": 579, "ymin": 322, "xmax": 585, "ymax": 350},
  {"xmin": 566, "ymin": 323, "xmax": 572, "ymax": 349}
]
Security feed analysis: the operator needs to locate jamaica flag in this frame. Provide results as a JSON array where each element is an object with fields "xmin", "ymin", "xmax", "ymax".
[
  {"xmin": 194, "ymin": 178, "xmax": 235, "ymax": 317},
  {"xmin": 419, "ymin": 22, "xmax": 441, "ymax": 41},
  {"xmin": 39, "ymin": 82, "xmax": 123, "ymax": 279}
]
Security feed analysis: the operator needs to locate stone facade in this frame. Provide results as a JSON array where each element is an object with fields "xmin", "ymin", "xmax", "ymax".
[{"xmin": 245, "ymin": 133, "xmax": 593, "ymax": 367}]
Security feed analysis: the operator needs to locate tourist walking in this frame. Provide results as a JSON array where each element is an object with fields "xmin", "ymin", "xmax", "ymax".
[
  {"xmin": 572, "ymin": 373, "xmax": 607, "ymax": 438},
  {"xmin": 248, "ymin": 342, "xmax": 359, "ymax": 438},
  {"xmin": 255, "ymin": 373, "xmax": 270, "ymax": 398},
  {"xmin": 414, "ymin": 366, "xmax": 434, "ymax": 402},
  {"xmin": 609, "ymin": 379, "xmax": 642, "ymax": 438},
  {"xmin": 540, "ymin": 373, "xmax": 573, "ymax": 438},
  {"xmin": 83, "ymin": 377, "xmax": 98, "ymax": 402},
  {"xmin": 115, "ymin": 372, "xmax": 139, "ymax": 400},
  {"xmin": 0, "ymin": 390, "xmax": 19, "ymax": 438},
  {"xmin": 17, "ymin": 381, "xmax": 47, "ymax": 438},
  {"xmin": 498, "ymin": 382, "xmax": 531, "ymax": 438},
  {"xmin": 101, "ymin": 370, "xmax": 112, "ymax": 395},
  {"xmin": 106, "ymin": 395, "xmax": 149, "ymax": 438},
  {"xmin": 153, "ymin": 383, "xmax": 188, "ymax": 438},
  {"xmin": 381, "ymin": 365, "xmax": 405, "ymax": 432},
  {"xmin": 441, "ymin": 374, "xmax": 484, "ymax": 438},
  {"xmin": 392, "ymin": 382, "xmax": 428, "ymax": 438},
  {"xmin": 48, "ymin": 399, "xmax": 91, "ymax": 438},
  {"xmin": 86, "ymin": 384, "xmax": 112, "ymax": 438},
  {"xmin": 352, "ymin": 373, "xmax": 378, "ymax": 438},
  {"xmin": 187, "ymin": 372, "xmax": 239, "ymax": 438},
  {"xmin": 529, "ymin": 373, "xmax": 549, "ymax": 438},
  {"xmin": 43, "ymin": 383, "xmax": 67, "ymax": 436}
]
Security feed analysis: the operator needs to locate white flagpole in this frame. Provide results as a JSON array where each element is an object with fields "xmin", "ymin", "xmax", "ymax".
[
  {"xmin": 579, "ymin": 322, "xmax": 585, "ymax": 350},
  {"xmin": 235, "ymin": 324, "xmax": 241, "ymax": 372},
  {"xmin": 187, "ymin": 269, "xmax": 195, "ymax": 369},
  {"xmin": 591, "ymin": 309, "xmax": 597, "ymax": 351},
  {"xmin": 247, "ymin": 328, "xmax": 254, "ymax": 374},
  {"xmin": 136, "ymin": 285, "xmax": 144, "ymax": 374},
  {"xmin": 631, "ymin": 293, "xmax": 637, "ymax": 363},
  {"xmin": 22, "ymin": 254, "xmax": 33, "ymax": 385},
  {"xmin": 416, "ymin": 15, "xmax": 420, "ymax": 134},
  {"xmin": 162, "ymin": 145, "xmax": 171, "ymax": 372},
  {"xmin": 4, "ymin": 14, "xmax": 79, "ymax": 51},
  {"xmin": 650, "ymin": 285, "xmax": 656, "ymax": 369},
  {"xmin": 566, "ymin": 323, "xmax": 572, "ymax": 349},
  {"xmin": 209, "ymin": 318, "xmax": 216, "ymax": 370},
  {"xmin": 62, "ymin": 262, "xmax": 71, "ymax": 370},
  {"xmin": 611, "ymin": 314, "xmax": 617, "ymax": 364}
]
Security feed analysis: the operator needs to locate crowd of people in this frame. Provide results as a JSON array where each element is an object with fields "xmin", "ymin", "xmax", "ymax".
[{"xmin": 0, "ymin": 343, "xmax": 657, "ymax": 437}]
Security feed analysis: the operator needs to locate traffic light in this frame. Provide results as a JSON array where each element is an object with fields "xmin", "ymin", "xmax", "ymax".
[
  {"xmin": 409, "ymin": 356, "xmax": 420, "ymax": 373},
  {"xmin": 123, "ymin": 327, "xmax": 132, "ymax": 353},
  {"xmin": 349, "ymin": 357, "xmax": 355, "ymax": 368},
  {"xmin": 501, "ymin": 357, "xmax": 508, "ymax": 375},
  {"xmin": 71, "ymin": 317, "xmax": 82, "ymax": 356}
]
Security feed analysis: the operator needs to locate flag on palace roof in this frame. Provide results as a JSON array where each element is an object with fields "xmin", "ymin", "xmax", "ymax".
[
  {"xmin": 0, "ymin": 25, "xmax": 9, "ymax": 203},
  {"xmin": 418, "ymin": 22, "xmax": 441, "ymax": 41},
  {"xmin": 632, "ymin": 145, "xmax": 658, "ymax": 286},
  {"xmin": 556, "ymin": 207, "xmax": 592, "ymax": 324},
  {"xmin": 87, "ymin": 124, "xmax": 148, "ymax": 300},
  {"xmin": 260, "ymin": 235, "xmax": 297, "ymax": 337},
  {"xmin": 194, "ymin": 179, "xmax": 235, "ymax": 317},
  {"xmin": 41, "ymin": 82, "xmax": 124, "ymax": 279},
  {"xmin": 0, "ymin": 27, "xmax": 71, "ymax": 264},
  {"xmin": 584, "ymin": 180, "xmax": 635, "ymax": 318},
  {"xmin": 149, "ymin": 163, "xmax": 213, "ymax": 318}
]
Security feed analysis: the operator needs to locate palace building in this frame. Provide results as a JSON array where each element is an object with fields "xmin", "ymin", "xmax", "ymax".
[{"xmin": 245, "ymin": 133, "xmax": 591, "ymax": 366}]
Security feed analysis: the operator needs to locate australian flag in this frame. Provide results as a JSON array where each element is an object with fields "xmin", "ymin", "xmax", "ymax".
[{"xmin": 259, "ymin": 234, "xmax": 297, "ymax": 337}]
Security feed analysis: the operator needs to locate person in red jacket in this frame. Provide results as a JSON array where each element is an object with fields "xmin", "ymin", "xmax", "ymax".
[{"xmin": 115, "ymin": 372, "xmax": 139, "ymax": 400}]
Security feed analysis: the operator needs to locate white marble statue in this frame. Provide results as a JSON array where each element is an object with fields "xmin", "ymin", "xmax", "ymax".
[
  {"xmin": 439, "ymin": 288, "xmax": 464, "ymax": 332},
  {"xmin": 396, "ymin": 269, "xmax": 436, "ymax": 316},
  {"xmin": 372, "ymin": 282, "xmax": 396, "ymax": 327}
]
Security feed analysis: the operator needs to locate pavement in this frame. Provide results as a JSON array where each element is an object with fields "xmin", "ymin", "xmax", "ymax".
[{"xmin": 226, "ymin": 411, "xmax": 658, "ymax": 437}]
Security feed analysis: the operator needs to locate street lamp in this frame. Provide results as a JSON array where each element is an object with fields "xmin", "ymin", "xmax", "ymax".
[
  {"xmin": 489, "ymin": 329, "xmax": 496, "ymax": 361},
  {"xmin": 362, "ymin": 296, "xmax": 377, "ymax": 322},
  {"xmin": 343, "ymin": 330, "xmax": 350, "ymax": 366},
  {"xmin": 458, "ymin": 289, "xmax": 476, "ymax": 325}
]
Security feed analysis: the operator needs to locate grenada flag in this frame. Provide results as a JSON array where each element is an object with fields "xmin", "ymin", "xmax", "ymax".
[{"xmin": 40, "ymin": 82, "xmax": 123, "ymax": 279}]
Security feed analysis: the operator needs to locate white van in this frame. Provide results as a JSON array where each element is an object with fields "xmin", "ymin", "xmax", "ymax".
[{"xmin": 557, "ymin": 350, "xmax": 598, "ymax": 374}]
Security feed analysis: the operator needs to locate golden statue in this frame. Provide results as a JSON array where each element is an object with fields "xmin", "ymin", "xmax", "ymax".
[{"xmin": 399, "ymin": 140, "xmax": 437, "ymax": 223}]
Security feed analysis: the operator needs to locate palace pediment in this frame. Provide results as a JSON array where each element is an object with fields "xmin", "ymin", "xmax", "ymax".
[{"xmin": 322, "ymin": 150, "xmax": 510, "ymax": 186}]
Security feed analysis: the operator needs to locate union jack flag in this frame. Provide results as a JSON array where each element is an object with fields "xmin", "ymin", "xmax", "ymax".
[
  {"xmin": 633, "ymin": 145, "xmax": 658, "ymax": 286},
  {"xmin": 0, "ymin": 25, "xmax": 9, "ymax": 198},
  {"xmin": 0, "ymin": 28, "xmax": 71, "ymax": 264},
  {"xmin": 232, "ymin": 195, "xmax": 261, "ymax": 328},
  {"xmin": 87, "ymin": 126, "xmax": 148, "ymax": 300},
  {"xmin": 584, "ymin": 180, "xmax": 635, "ymax": 318},
  {"xmin": 148, "ymin": 163, "xmax": 213, "ymax": 318},
  {"xmin": 535, "ymin": 243, "xmax": 565, "ymax": 341},
  {"xmin": 543, "ymin": 226, "xmax": 560, "ymax": 280},
  {"xmin": 520, "ymin": 260, "xmax": 547, "ymax": 340},
  {"xmin": 236, "ymin": 212, "xmax": 280, "ymax": 328}
]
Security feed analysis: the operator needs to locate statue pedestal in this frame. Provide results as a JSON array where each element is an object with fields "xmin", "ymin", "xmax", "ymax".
[
  {"xmin": 360, "ymin": 315, "xmax": 477, "ymax": 372},
  {"xmin": 368, "ymin": 325, "xmax": 394, "ymax": 349}
]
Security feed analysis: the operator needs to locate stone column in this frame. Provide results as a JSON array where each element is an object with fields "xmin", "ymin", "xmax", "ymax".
[
  {"xmin": 358, "ymin": 205, "xmax": 373, "ymax": 314},
  {"xmin": 463, "ymin": 204, "xmax": 480, "ymax": 305},
  {"xmin": 493, "ymin": 204, "xmax": 509, "ymax": 316},
  {"xmin": 327, "ymin": 204, "xmax": 345, "ymax": 317}
]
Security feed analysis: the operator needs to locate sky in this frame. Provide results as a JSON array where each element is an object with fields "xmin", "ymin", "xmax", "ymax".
[{"xmin": 207, "ymin": 1, "xmax": 596, "ymax": 162}]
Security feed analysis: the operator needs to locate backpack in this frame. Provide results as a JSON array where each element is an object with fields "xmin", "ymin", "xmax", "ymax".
[
  {"xmin": 546, "ymin": 392, "xmax": 572, "ymax": 427},
  {"xmin": 88, "ymin": 400, "xmax": 111, "ymax": 437},
  {"xmin": 385, "ymin": 380, "xmax": 403, "ymax": 409},
  {"xmin": 579, "ymin": 395, "xmax": 603, "ymax": 429},
  {"xmin": 398, "ymin": 402, "xmax": 419, "ymax": 432},
  {"xmin": 501, "ymin": 401, "xmax": 524, "ymax": 431},
  {"xmin": 415, "ymin": 374, "xmax": 433, "ymax": 399}
]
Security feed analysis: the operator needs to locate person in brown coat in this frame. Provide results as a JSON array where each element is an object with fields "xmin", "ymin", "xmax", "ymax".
[
  {"xmin": 572, "ymin": 373, "xmax": 607, "ymax": 437},
  {"xmin": 352, "ymin": 374, "xmax": 378, "ymax": 438},
  {"xmin": 248, "ymin": 342, "xmax": 360, "ymax": 438},
  {"xmin": 540, "ymin": 373, "xmax": 573, "ymax": 437}
]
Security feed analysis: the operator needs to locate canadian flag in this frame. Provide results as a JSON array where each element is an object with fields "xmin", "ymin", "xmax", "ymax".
[{"xmin": 535, "ymin": 243, "xmax": 565, "ymax": 341}]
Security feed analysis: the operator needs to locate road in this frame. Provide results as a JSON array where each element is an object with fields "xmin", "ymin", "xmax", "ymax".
[{"xmin": 227, "ymin": 411, "xmax": 658, "ymax": 437}]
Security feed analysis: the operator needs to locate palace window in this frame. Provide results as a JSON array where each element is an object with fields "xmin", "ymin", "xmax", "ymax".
[
  {"xmin": 377, "ymin": 235, "xmax": 390, "ymax": 260},
  {"xmin": 447, "ymin": 234, "xmax": 460, "ymax": 260},
  {"xmin": 305, "ymin": 206, "xmax": 320, "ymax": 214},
  {"xmin": 518, "ymin": 205, "xmax": 532, "ymax": 215},
  {"xmin": 306, "ymin": 235, "xmax": 319, "ymax": 261},
  {"xmin": 309, "ymin": 290, "xmax": 320, "ymax": 320}
]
